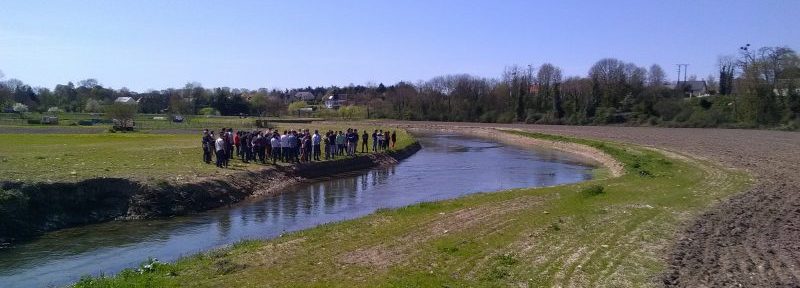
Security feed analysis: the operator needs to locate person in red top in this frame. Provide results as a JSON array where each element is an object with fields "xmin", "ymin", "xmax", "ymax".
[{"xmin": 234, "ymin": 131, "xmax": 241, "ymax": 157}]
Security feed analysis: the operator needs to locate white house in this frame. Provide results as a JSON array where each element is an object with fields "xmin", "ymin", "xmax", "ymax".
[
  {"xmin": 114, "ymin": 96, "xmax": 138, "ymax": 104},
  {"xmin": 324, "ymin": 94, "xmax": 348, "ymax": 109},
  {"xmin": 666, "ymin": 81, "xmax": 708, "ymax": 97}
]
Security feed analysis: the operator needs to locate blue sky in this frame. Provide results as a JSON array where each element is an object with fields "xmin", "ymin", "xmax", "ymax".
[{"xmin": 1, "ymin": 0, "xmax": 798, "ymax": 92}]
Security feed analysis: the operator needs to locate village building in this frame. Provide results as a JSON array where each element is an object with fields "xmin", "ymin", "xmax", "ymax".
[
  {"xmin": 293, "ymin": 92, "xmax": 315, "ymax": 102},
  {"xmin": 324, "ymin": 94, "xmax": 348, "ymax": 109},
  {"xmin": 114, "ymin": 96, "xmax": 138, "ymax": 104},
  {"xmin": 666, "ymin": 81, "xmax": 709, "ymax": 97}
]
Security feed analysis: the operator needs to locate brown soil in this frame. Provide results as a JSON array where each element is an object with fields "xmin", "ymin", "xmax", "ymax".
[{"xmin": 380, "ymin": 121, "xmax": 800, "ymax": 287}]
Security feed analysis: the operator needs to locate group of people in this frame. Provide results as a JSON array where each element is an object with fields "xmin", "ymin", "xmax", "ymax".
[{"xmin": 201, "ymin": 127, "xmax": 398, "ymax": 168}]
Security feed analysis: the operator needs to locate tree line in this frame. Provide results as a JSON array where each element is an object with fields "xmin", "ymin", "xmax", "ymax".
[{"xmin": 1, "ymin": 44, "xmax": 798, "ymax": 129}]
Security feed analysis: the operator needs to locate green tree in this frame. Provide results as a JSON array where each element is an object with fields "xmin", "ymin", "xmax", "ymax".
[
  {"xmin": 84, "ymin": 99, "xmax": 102, "ymax": 113},
  {"xmin": 105, "ymin": 102, "xmax": 138, "ymax": 129},
  {"xmin": 287, "ymin": 101, "xmax": 308, "ymax": 113}
]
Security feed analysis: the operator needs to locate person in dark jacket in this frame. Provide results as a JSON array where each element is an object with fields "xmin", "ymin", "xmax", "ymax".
[
  {"xmin": 202, "ymin": 129, "xmax": 213, "ymax": 163},
  {"xmin": 241, "ymin": 131, "xmax": 251, "ymax": 163},
  {"xmin": 372, "ymin": 130, "xmax": 378, "ymax": 152},
  {"xmin": 226, "ymin": 128, "xmax": 234, "ymax": 160},
  {"xmin": 361, "ymin": 130, "xmax": 369, "ymax": 153},
  {"xmin": 384, "ymin": 130, "xmax": 390, "ymax": 150}
]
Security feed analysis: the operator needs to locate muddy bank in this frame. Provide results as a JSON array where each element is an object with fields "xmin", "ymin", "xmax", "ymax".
[{"xmin": 0, "ymin": 142, "xmax": 421, "ymax": 244}]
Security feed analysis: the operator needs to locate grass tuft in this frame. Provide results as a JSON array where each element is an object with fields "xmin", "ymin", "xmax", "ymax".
[{"xmin": 581, "ymin": 185, "xmax": 605, "ymax": 196}]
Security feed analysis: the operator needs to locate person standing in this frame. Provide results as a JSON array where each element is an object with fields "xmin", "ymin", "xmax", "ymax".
[
  {"xmin": 201, "ymin": 129, "xmax": 209, "ymax": 163},
  {"xmin": 286, "ymin": 131, "xmax": 297, "ymax": 163},
  {"xmin": 361, "ymin": 130, "xmax": 369, "ymax": 153},
  {"xmin": 234, "ymin": 131, "xmax": 241, "ymax": 158},
  {"xmin": 215, "ymin": 133, "xmax": 226, "ymax": 168},
  {"xmin": 391, "ymin": 131, "xmax": 397, "ymax": 149},
  {"xmin": 328, "ymin": 131, "xmax": 337, "ymax": 159},
  {"xmin": 226, "ymin": 128, "xmax": 234, "ymax": 160},
  {"xmin": 240, "ymin": 132, "xmax": 249, "ymax": 163},
  {"xmin": 312, "ymin": 130, "xmax": 321, "ymax": 161},
  {"xmin": 294, "ymin": 130, "xmax": 302, "ymax": 162},
  {"xmin": 280, "ymin": 131, "xmax": 289, "ymax": 162},
  {"xmin": 336, "ymin": 131, "xmax": 345, "ymax": 156},
  {"xmin": 270, "ymin": 132, "xmax": 281, "ymax": 164},
  {"xmin": 377, "ymin": 130, "xmax": 384, "ymax": 151},
  {"xmin": 265, "ymin": 129, "xmax": 272, "ymax": 160},
  {"xmin": 254, "ymin": 132, "xmax": 266, "ymax": 164},
  {"xmin": 350, "ymin": 129, "xmax": 358, "ymax": 156},
  {"xmin": 372, "ymin": 130, "xmax": 378, "ymax": 152},
  {"xmin": 384, "ymin": 130, "xmax": 391, "ymax": 150},
  {"xmin": 303, "ymin": 133, "xmax": 312, "ymax": 162}
]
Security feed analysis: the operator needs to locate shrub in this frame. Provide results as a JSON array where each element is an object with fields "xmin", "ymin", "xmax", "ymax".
[
  {"xmin": 581, "ymin": 185, "xmax": 605, "ymax": 196},
  {"xmin": 12, "ymin": 102, "xmax": 28, "ymax": 113},
  {"xmin": 647, "ymin": 116, "xmax": 660, "ymax": 126},
  {"xmin": 536, "ymin": 113, "xmax": 561, "ymax": 125},
  {"xmin": 592, "ymin": 107, "xmax": 616, "ymax": 124},
  {"xmin": 525, "ymin": 111, "xmax": 543, "ymax": 124},
  {"xmin": 479, "ymin": 111, "xmax": 497, "ymax": 123},
  {"xmin": 496, "ymin": 112, "xmax": 516, "ymax": 123},
  {"xmin": 198, "ymin": 107, "xmax": 220, "ymax": 116},
  {"xmin": 653, "ymin": 99, "xmax": 684, "ymax": 121}
]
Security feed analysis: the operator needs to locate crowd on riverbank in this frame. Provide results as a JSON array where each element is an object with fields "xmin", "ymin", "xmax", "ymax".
[{"xmin": 201, "ymin": 128, "xmax": 398, "ymax": 168}]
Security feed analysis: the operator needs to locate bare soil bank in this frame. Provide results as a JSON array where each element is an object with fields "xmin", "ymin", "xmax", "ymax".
[
  {"xmin": 382, "ymin": 120, "xmax": 800, "ymax": 287},
  {"xmin": 0, "ymin": 142, "xmax": 421, "ymax": 245}
]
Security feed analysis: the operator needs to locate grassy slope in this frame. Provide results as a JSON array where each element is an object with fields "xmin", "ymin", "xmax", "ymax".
[
  {"xmin": 74, "ymin": 131, "xmax": 750, "ymax": 287},
  {"xmin": 0, "ymin": 125, "xmax": 412, "ymax": 183}
]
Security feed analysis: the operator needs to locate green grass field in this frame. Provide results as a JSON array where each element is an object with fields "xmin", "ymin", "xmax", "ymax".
[
  {"xmin": 73, "ymin": 131, "xmax": 751, "ymax": 287},
  {"xmin": 0, "ymin": 125, "xmax": 413, "ymax": 183},
  {"xmin": 0, "ymin": 112, "xmax": 321, "ymax": 130}
]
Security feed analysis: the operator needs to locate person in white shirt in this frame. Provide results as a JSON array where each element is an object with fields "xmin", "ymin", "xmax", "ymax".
[
  {"xmin": 311, "ymin": 130, "xmax": 321, "ymax": 161},
  {"xmin": 215, "ymin": 135, "xmax": 226, "ymax": 168},
  {"xmin": 270, "ymin": 132, "xmax": 281, "ymax": 164},
  {"xmin": 280, "ymin": 131, "xmax": 289, "ymax": 162}
]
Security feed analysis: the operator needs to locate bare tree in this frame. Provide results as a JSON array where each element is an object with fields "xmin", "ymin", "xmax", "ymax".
[
  {"xmin": 78, "ymin": 78, "xmax": 99, "ymax": 88},
  {"xmin": 647, "ymin": 64, "xmax": 666, "ymax": 87},
  {"xmin": 718, "ymin": 55, "xmax": 737, "ymax": 95},
  {"xmin": 589, "ymin": 58, "xmax": 627, "ymax": 107},
  {"xmin": 705, "ymin": 74, "xmax": 719, "ymax": 94},
  {"xmin": 537, "ymin": 63, "xmax": 563, "ymax": 116}
]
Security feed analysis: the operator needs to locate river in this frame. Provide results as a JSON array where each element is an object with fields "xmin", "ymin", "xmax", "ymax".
[{"xmin": 0, "ymin": 134, "xmax": 593, "ymax": 287}]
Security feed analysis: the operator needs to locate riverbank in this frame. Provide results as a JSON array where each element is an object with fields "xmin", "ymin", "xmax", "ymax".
[
  {"xmin": 74, "ymin": 129, "xmax": 749, "ymax": 287},
  {"xmin": 0, "ymin": 141, "xmax": 421, "ymax": 245}
]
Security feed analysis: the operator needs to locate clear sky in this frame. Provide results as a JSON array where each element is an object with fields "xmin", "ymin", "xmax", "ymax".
[{"xmin": 1, "ymin": 0, "xmax": 798, "ymax": 92}]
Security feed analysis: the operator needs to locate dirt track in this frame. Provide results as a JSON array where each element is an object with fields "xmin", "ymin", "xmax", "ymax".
[{"xmin": 380, "ymin": 121, "xmax": 800, "ymax": 287}]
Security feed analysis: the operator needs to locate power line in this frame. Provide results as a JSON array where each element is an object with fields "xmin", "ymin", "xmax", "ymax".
[{"xmin": 675, "ymin": 64, "xmax": 689, "ymax": 83}]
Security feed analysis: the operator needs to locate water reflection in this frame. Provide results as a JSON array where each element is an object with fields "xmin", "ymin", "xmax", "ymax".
[{"xmin": 0, "ymin": 134, "xmax": 592, "ymax": 287}]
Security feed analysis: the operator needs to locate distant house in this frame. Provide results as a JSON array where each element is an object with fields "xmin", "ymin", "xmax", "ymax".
[
  {"xmin": 667, "ymin": 81, "xmax": 708, "ymax": 97},
  {"xmin": 324, "ymin": 94, "xmax": 348, "ymax": 109},
  {"xmin": 775, "ymin": 79, "xmax": 800, "ymax": 96},
  {"xmin": 114, "ymin": 96, "xmax": 138, "ymax": 104},
  {"xmin": 528, "ymin": 84, "xmax": 540, "ymax": 94},
  {"xmin": 294, "ymin": 92, "xmax": 315, "ymax": 102}
]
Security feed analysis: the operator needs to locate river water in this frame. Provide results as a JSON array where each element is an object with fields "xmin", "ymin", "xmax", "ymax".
[{"xmin": 0, "ymin": 134, "xmax": 593, "ymax": 287}]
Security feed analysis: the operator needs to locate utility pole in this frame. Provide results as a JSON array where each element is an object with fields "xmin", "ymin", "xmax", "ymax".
[
  {"xmin": 683, "ymin": 64, "xmax": 689, "ymax": 82},
  {"xmin": 675, "ymin": 64, "xmax": 689, "ymax": 85}
]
